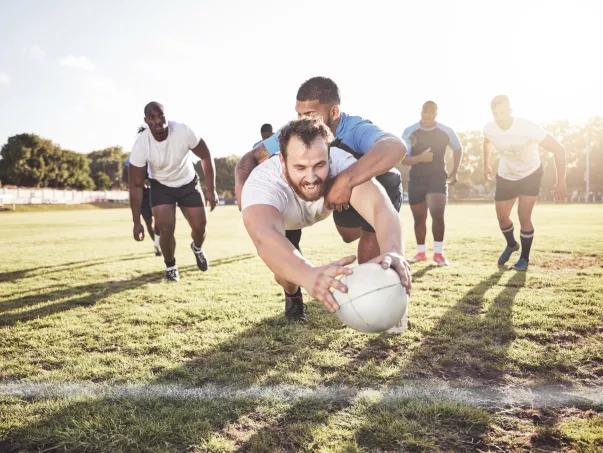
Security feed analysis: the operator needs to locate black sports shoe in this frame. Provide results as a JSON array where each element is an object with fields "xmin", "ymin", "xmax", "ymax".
[
  {"xmin": 190, "ymin": 242, "xmax": 209, "ymax": 271},
  {"xmin": 165, "ymin": 266, "xmax": 180, "ymax": 282},
  {"xmin": 284, "ymin": 291, "xmax": 307, "ymax": 323},
  {"xmin": 498, "ymin": 243, "xmax": 519, "ymax": 266}
]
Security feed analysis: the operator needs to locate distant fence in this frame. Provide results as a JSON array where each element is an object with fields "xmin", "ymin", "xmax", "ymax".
[{"xmin": 0, "ymin": 187, "xmax": 129, "ymax": 205}]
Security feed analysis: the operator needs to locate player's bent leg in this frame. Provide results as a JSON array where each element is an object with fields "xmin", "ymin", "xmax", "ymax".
[
  {"xmin": 274, "ymin": 274, "xmax": 306, "ymax": 323},
  {"xmin": 335, "ymin": 224, "xmax": 362, "ymax": 243},
  {"xmin": 495, "ymin": 198, "xmax": 519, "ymax": 266},
  {"xmin": 356, "ymin": 231, "xmax": 380, "ymax": 264},
  {"xmin": 153, "ymin": 204, "xmax": 178, "ymax": 280},
  {"xmin": 409, "ymin": 202, "xmax": 428, "ymax": 263},
  {"xmin": 181, "ymin": 206, "xmax": 209, "ymax": 272},
  {"xmin": 426, "ymin": 193, "xmax": 448, "ymax": 265},
  {"xmin": 514, "ymin": 195, "xmax": 538, "ymax": 271}
]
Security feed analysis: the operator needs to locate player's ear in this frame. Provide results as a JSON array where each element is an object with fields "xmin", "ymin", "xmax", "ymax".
[{"xmin": 330, "ymin": 104, "xmax": 340, "ymax": 120}]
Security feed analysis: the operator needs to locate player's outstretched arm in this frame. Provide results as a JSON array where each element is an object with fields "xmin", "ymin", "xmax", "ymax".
[
  {"xmin": 349, "ymin": 180, "xmax": 412, "ymax": 293},
  {"xmin": 191, "ymin": 138, "xmax": 218, "ymax": 211},
  {"xmin": 128, "ymin": 164, "xmax": 146, "ymax": 241},
  {"xmin": 327, "ymin": 135, "xmax": 407, "ymax": 210},
  {"xmin": 541, "ymin": 134, "xmax": 567, "ymax": 201},
  {"xmin": 242, "ymin": 204, "xmax": 354, "ymax": 312},
  {"xmin": 234, "ymin": 144, "xmax": 270, "ymax": 210}
]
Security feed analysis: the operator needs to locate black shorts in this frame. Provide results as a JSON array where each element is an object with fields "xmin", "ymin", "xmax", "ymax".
[
  {"xmin": 408, "ymin": 173, "xmax": 447, "ymax": 205},
  {"xmin": 149, "ymin": 177, "xmax": 204, "ymax": 208},
  {"xmin": 495, "ymin": 166, "xmax": 543, "ymax": 201},
  {"xmin": 333, "ymin": 171, "xmax": 402, "ymax": 233},
  {"xmin": 141, "ymin": 187, "xmax": 153, "ymax": 223}
]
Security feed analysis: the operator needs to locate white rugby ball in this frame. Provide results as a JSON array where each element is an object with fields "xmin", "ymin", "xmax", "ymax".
[{"xmin": 333, "ymin": 262, "xmax": 407, "ymax": 333}]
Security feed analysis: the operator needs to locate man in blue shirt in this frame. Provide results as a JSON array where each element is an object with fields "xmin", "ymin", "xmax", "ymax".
[
  {"xmin": 235, "ymin": 77, "xmax": 408, "ymax": 322},
  {"xmin": 402, "ymin": 101, "xmax": 463, "ymax": 266}
]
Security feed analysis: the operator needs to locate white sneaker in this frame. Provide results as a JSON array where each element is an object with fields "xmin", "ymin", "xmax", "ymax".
[{"xmin": 385, "ymin": 299, "xmax": 409, "ymax": 334}]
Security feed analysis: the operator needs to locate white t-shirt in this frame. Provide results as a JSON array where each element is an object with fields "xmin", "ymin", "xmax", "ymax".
[
  {"xmin": 483, "ymin": 117, "xmax": 547, "ymax": 180},
  {"xmin": 241, "ymin": 147, "xmax": 356, "ymax": 230},
  {"xmin": 130, "ymin": 121, "xmax": 199, "ymax": 187}
]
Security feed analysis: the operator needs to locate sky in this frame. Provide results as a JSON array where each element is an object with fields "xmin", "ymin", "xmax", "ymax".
[{"xmin": 0, "ymin": 0, "xmax": 602, "ymax": 157}]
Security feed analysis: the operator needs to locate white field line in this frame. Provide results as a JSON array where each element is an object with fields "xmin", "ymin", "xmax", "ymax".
[{"xmin": 1, "ymin": 381, "xmax": 602, "ymax": 408}]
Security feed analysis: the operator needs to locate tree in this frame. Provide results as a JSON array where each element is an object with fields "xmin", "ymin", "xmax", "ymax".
[
  {"xmin": 0, "ymin": 134, "xmax": 59, "ymax": 187},
  {"xmin": 194, "ymin": 155, "xmax": 239, "ymax": 198},
  {"xmin": 88, "ymin": 146, "xmax": 128, "ymax": 190}
]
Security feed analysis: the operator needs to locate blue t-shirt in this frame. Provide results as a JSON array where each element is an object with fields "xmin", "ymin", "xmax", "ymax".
[
  {"xmin": 402, "ymin": 122, "xmax": 462, "ymax": 179},
  {"xmin": 262, "ymin": 112, "xmax": 388, "ymax": 157}
]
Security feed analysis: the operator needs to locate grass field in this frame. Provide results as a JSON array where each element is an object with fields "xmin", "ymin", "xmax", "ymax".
[{"xmin": 1, "ymin": 203, "xmax": 602, "ymax": 452}]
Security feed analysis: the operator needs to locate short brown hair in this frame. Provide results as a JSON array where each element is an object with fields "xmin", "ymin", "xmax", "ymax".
[{"xmin": 278, "ymin": 117, "xmax": 334, "ymax": 160}]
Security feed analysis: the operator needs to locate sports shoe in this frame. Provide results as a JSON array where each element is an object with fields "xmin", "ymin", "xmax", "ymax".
[
  {"xmin": 409, "ymin": 252, "xmax": 427, "ymax": 263},
  {"xmin": 190, "ymin": 242, "xmax": 209, "ymax": 271},
  {"xmin": 385, "ymin": 309, "xmax": 409, "ymax": 334},
  {"xmin": 497, "ymin": 243, "xmax": 520, "ymax": 266},
  {"xmin": 433, "ymin": 253, "xmax": 450, "ymax": 266},
  {"xmin": 512, "ymin": 257, "xmax": 529, "ymax": 271},
  {"xmin": 284, "ymin": 291, "xmax": 307, "ymax": 323},
  {"xmin": 165, "ymin": 266, "xmax": 180, "ymax": 282},
  {"xmin": 153, "ymin": 244, "xmax": 162, "ymax": 256}
]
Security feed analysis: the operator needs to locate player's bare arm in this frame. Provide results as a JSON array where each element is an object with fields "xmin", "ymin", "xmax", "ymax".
[
  {"xmin": 540, "ymin": 134, "xmax": 567, "ymax": 201},
  {"xmin": 234, "ymin": 143, "xmax": 270, "ymax": 209},
  {"xmin": 129, "ymin": 163, "xmax": 147, "ymax": 241},
  {"xmin": 349, "ymin": 178, "xmax": 412, "ymax": 293},
  {"xmin": 190, "ymin": 138, "xmax": 218, "ymax": 211},
  {"xmin": 326, "ymin": 135, "xmax": 407, "ymax": 210},
  {"xmin": 242, "ymin": 204, "xmax": 354, "ymax": 312}
]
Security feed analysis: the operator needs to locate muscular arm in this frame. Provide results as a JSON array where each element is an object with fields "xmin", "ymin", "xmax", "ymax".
[
  {"xmin": 349, "ymin": 179, "xmax": 402, "ymax": 255},
  {"xmin": 342, "ymin": 135, "xmax": 406, "ymax": 187},
  {"xmin": 242, "ymin": 204, "xmax": 353, "ymax": 311},
  {"xmin": 129, "ymin": 164, "xmax": 146, "ymax": 224},
  {"xmin": 242, "ymin": 204, "xmax": 313, "ymax": 284},
  {"xmin": 540, "ymin": 134, "xmax": 567, "ymax": 200},
  {"xmin": 327, "ymin": 135, "xmax": 407, "ymax": 209},
  {"xmin": 235, "ymin": 144, "xmax": 270, "ymax": 209},
  {"xmin": 191, "ymin": 138, "xmax": 216, "ymax": 193},
  {"xmin": 541, "ymin": 134, "xmax": 566, "ymax": 186}
]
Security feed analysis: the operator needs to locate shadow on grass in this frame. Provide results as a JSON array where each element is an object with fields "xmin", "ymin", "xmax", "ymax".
[
  {"xmin": 0, "ymin": 253, "xmax": 150, "ymax": 284},
  {"xmin": 3, "ymin": 268, "xmax": 531, "ymax": 451}
]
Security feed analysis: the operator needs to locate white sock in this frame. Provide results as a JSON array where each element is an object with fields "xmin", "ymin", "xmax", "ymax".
[
  {"xmin": 417, "ymin": 244, "xmax": 426, "ymax": 254},
  {"xmin": 434, "ymin": 241, "xmax": 444, "ymax": 254},
  {"xmin": 165, "ymin": 265, "xmax": 177, "ymax": 271},
  {"xmin": 192, "ymin": 242, "xmax": 202, "ymax": 252},
  {"xmin": 154, "ymin": 235, "xmax": 160, "ymax": 246}
]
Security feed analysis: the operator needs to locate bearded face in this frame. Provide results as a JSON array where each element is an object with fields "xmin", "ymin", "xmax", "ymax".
[{"xmin": 280, "ymin": 136, "xmax": 331, "ymax": 202}]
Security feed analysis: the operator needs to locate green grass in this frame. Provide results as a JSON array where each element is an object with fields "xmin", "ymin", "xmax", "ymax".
[{"xmin": 1, "ymin": 204, "xmax": 602, "ymax": 451}]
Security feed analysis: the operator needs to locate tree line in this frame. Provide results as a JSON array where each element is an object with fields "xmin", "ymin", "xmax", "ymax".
[{"xmin": 1, "ymin": 117, "xmax": 601, "ymax": 199}]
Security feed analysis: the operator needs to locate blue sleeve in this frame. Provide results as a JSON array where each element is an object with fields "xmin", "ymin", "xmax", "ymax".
[
  {"xmin": 402, "ymin": 123, "xmax": 420, "ymax": 156},
  {"xmin": 263, "ymin": 134, "xmax": 281, "ymax": 156},
  {"xmin": 442, "ymin": 125, "xmax": 462, "ymax": 152},
  {"xmin": 402, "ymin": 127, "xmax": 414, "ymax": 156},
  {"xmin": 350, "ymin": 121, "xmax": 388, "ymax": 155}
]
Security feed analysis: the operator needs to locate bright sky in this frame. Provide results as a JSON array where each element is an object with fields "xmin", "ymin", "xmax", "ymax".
[{"xmin": 1, "ymin": 0, "xmax": 601, "ymax": 157}]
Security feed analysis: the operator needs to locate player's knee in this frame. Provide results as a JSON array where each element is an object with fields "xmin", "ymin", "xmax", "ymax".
[{"xmin": 159, "ymin": 223, "xmax": 175, "ymax": 236}]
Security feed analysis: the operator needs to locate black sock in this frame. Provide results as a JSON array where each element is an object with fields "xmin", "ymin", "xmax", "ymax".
[
  {"xmin": 285, "ymin": 287, "xmax": 301, "ymax": 298},
  {"xmin": 165, "ymin": 258, "xmax": 176, "ymax": 268},
  {"xmin": 501, "ymin": 224, "xmax": 518, "ymax": 248},
  {"xmin": 520, "ymin": 230, "xmax": 534, "ymax": 260}
]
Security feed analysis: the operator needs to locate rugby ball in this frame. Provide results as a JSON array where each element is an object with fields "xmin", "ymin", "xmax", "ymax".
[{"xmin": 334, "ymin": 263, "xmax": 407, "ymax": 333}]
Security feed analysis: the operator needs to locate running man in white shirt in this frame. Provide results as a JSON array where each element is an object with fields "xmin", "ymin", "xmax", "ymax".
[
  {"xmin": 242, "ymin": 117, "xmax": 411, "ymax": 322},
  {"xmin": 483, "ymin": 95, "xmax": 566, "ymax": 271},
  {"xmin": 129, "ymin": 102, "xmax": 218, "ymax": 281}
]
